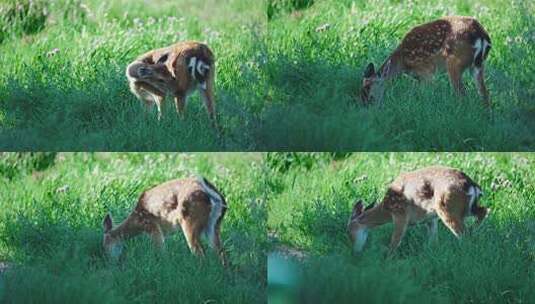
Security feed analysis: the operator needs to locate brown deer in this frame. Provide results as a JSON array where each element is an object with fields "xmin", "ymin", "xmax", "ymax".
[
  {"xmin": 347, "ymin": 166, "xmax": 489, "ymax": 255},
  {"xmin": 360, "ymin": 16, "xmax": 491, "ymax": 106},
  {"xmin": 126, "ymin": 41, "xmax": 216, "ymax": 123},
  {"xmin": 102, "ymin": 176, "xmax": 227, "ymax": 265}
]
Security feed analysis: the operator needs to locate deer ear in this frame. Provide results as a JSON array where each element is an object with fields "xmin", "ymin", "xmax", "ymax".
[
  {"xmin": 363, "ymin": 63, "xmax": 375, "ymax": 78},
  {"xmin": 103, "ymin": 213, "xmax": 113, "ymax": 233},
  {"xmin": 365, "ymin": 202, "xmax": 376, "ymax": 211},
  {"xmin": 351, "ymin": 200, "xmax": 365, "ymax": 220}
]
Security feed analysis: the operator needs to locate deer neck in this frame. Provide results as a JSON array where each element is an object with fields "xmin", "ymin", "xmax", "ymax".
[
  {"xmin": 109, "ymin": 213, "xmax": 144, "ymax": 241},
  {"xmin": 361, "ymin": 205, "xmax": 392, "ymax": 228},
  {"xmin": 378, "ymin": 51, "xmax": 402, "ymax": 81}
]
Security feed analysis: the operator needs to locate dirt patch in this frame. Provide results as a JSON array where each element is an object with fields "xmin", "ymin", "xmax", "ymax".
[
  {"xmin": 269, "ymin": 231, "xmax": 308, "ymax": 261},
  {"xmin": 272, "ymin": 245, "xmax": 308, "ymax": 261}
]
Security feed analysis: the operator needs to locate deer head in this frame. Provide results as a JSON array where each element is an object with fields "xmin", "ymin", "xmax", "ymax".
[
  {"xmin": 359, "ymin": 17, "xmax": 491, "ymax": 105},
  {"xmin": 102, "ymin": 214, "xmax": 124, "ymax": 259},
  {"xmin": 347, "ymin": 200, "xmax": 378, "ymax": 253},
  {"xmin": 128, "ymin": 62, "xmax": 177, "ymax": 96}
]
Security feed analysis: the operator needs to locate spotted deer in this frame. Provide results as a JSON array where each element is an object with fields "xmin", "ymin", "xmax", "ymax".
[
  {"xmin": 126, "ymin": 41, "xmax": 216, "ymax": 123},
  {"xmin": 102, "ymin": 176, "xmax": 227, "ymax": 265},
  {"xmin": 347, "ymin": 166, "xmax": 489, "ymax": 255},
  {"xmin": 360, "ymin": 16, "xmax": 491, "ymax": 106}
]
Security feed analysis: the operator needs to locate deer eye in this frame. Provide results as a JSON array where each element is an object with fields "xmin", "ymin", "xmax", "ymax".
[{"xmin": 157, "ymin": 53, "xmax": 169, "ymax": 64}]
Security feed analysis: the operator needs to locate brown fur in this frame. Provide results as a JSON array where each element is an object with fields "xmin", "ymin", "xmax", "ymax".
[
  {"xmin": 102, "ymin": 177, "xmax": 227, "ymax": 265},
  {"xmin": 126, "ymin": 41, "xmax": 217, "ymax": 125},
  {"xmin": 348, "ymin": 166, "xmax": 489, "ymax": 254},
  {"xmin": 361, "ymin": 16, "xmax": 491, "ymax": 106}
]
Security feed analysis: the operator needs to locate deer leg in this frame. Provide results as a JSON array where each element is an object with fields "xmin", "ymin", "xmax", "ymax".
[
  {"xmin": 130, "ymin": 82, "xmax": 155, "ymax": 111},
  {"xmin": 427, "ymin": 217, "xmax": 438, "ymax": 243},
  {"xmin": 174, "ymin": 95, "xmax": 187, "ymax": 119},
  {"xmin": 182, "ymin": 223, "xmax": 205, "ymax": 257},
  {"xmin": 210, "ymin": 222, "xmax": 227, "ymax": 266},
  {"xmin": 389, "ymin": 213, "xmax": 409, "ymax": 254},
  {"xmin": 147, "ymin": 224, "xmax": 165, "ymax": 250},
  {"xmin": 473, "ymin": 65, "xmax": 490, "ymax": 107},
  {"xmin": 152, "ymin": 94, "xmax": 164, "ymax": 121},
  {"xmin": 446, "ymin": 59, "xmax": 466, "ymax": 97},
  {"xmin": 199, "ymin": 88, "xmax": 215, "ymax": 121},
  {"xmin": 131, "ymin": 81, "xmax": 165, "ymax": 119},
  {"xmin": 435, "ymin": 193, "xmax": 466, "ymax": 238},
  {"xmin": 130, "ymin": 82, "xmax": 151, "ymax": 104},
  {"xmin": 440, "ymin": 215, "xmax": 465, "ymax": 238},
  {"xmin": 471, "ymin": 204, "xmax": 490, "ymax": 226},
  {"xmin": 199, "ymin": 72, "xmax": 218, "ymax": 129},
  {"xmin": 436, "ymin": 208, "xmax": 465, "ymax": 238}
]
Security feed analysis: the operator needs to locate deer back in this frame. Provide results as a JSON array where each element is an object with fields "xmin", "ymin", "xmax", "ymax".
[
  {"xmin": 132, "ymin": 178, "xmax": 212, "ymax": 232},
  {"xmin": 395, "ymin": 16, "xmax": 491, "ymax": 71},
  {"xmin": 382, "ymin": 166, "xmax": 480, "ymax": 221}
]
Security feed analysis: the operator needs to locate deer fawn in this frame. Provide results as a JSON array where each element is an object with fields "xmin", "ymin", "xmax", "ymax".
[
  {"xmin": 347, "ymin": 166, "xmax": 489, "ymax": 255},
  {"xmin": 102, "ymin": 176, "xmax": 227, "ymax": 265},
  {"xmin": 361, "ymin": 16, "xmax": 491, "ymax": 106},
  {"xmin": 126, "ymin": 41, "xmax": 216, "ymax": 123}
]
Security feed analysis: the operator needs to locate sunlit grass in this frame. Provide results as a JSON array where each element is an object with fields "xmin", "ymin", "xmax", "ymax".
[
  {"xmin": 264, "ymin": 0, "xmax": 535, "ymax": 150},
  {"xmin": 0, "ymin": 153, "xmax": 267, "ymax": 303},
  {"xmin": 1, "ymin": 1, "xmax": 534, "ymax": 150},
  {"xmin": 266, "ymin": 152, "xmax": 535, "ymax": 303}
]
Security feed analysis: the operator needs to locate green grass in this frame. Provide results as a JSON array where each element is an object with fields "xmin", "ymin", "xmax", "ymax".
[
  {"xmin": 266, "ymin": 153, "xmax": 535, "ymax": 303},
  {"xmin": 264, "ymin": 0, "xmax": 535, "ymax": 150},
  {"xmin": 2, "ymin": 0, "xmax": 534, "ymax": 150},
  {"xmin": 0, "ymin": 0, "xmax": 266, "ymax": 150},
  {"xmin": 0, "ymin": 153, "xmax": 267, "ymax": 303}
]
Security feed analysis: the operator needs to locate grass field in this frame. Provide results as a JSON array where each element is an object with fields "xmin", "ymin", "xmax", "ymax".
[
  {"xmin": 2, "ymin": 0, "xmax": 534, "ymax": 150},
  {"xmin": 0, "ymin": 153, "xmax": 267, "ymax": 303},
  {"xmin": 265, "ymin": 0, "xmax": 535, "ymax": 150},
  {"xmin": 0, "ymin": 0, "xmax": 266, "ymax": 151},
  {"xmin": 266, "ymin": 153, "xmax": 535, "ymax": 303}
]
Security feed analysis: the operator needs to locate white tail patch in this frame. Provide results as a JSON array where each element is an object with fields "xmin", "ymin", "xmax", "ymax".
[
  {"xmin": 473, "ymin": 38, "xmax": 483, "ymax": 61},
  {"xmin": 188, "ymin": 57, "xmax": 198, "ymax": 79},
  {"xmin": 196, "ymin": 61, "xmax": 210, "ymax": 76},
  {"xmin": 482, "ymin": 39, "xmax": 491, "ymax": 58},
  {"xmin": 473, "ymin": 38, "xmax": 491, "ymax": 63},
  {"xmin": 198, "ymin": 177, "xmax": 225, "ymax": 246},
  {"xmin": 188, "ymin": 57, "xmax": 211, "ymax": 80},
  {"xmin": 467, "ymin": 185, "xmax": 482, "ymax": 214}
]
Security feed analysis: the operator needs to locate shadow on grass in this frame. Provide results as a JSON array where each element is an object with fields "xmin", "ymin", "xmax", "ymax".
[
  {"xmin": 261, "ymin": 51, "xmax": 535, "ymax": 150},
  {"xmin": 0, "ymin": 214, "xmax": 266, "ymax": 303},
  {"xmin": 269, "ymin": 216, "xmax": 535, "ymax": 304},
  {"xmin": 1, "ymin": 48, "xmax": 534, "ymax": 150},
  {"xmin": 0, "ymin": 59, "xmax": 261, "ymax": 151}
]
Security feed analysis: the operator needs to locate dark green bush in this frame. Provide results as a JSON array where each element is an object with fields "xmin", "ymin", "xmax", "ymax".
[
  {"xmin": 0, "ymin": 0, "xmax": 48, "ymax": 43},
  {"xmin": 266, "ymin": 153, "xmax": 350, "ymax": 173},
  {"xmin": 267, "ymin": 0, "xmax": 314, "ymax": 19},
  {"xmin": 0, "ymin": 152, "xmax": 56, "ymax": 180}
]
